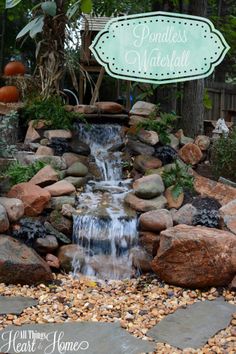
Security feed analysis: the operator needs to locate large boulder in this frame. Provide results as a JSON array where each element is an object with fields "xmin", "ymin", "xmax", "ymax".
[
  {"xmin": 0, "ymin": 235, "xmax": 53, "ymax": 285},
  {"xmin": 44, "ymin": 180, "xmax": 75, "ymax": 197},
  {"xmin": 194, "ymin": 174, "xmax": 236, "ymax": 205},
  {"xmin": 139, "ymin": 209, "xmax": 173, "ymax": 232},
  {"xmin": 0, "ymin": 197, "xmax": 24, "ymax": 222},
  {"xmin": 133, "ymin": 174, "xmax": 165, "ymax": 199},
  {"xmin": 30, "ymin": 165, "xmax": 58, "ymax": 187},
  {"xmin": 0, "ymin": 205, "xmax": 9, "ymax": 233},
  {"xmin": 133, "ymin": 155, "xmax": 162, "ymax": 173},
  {"xmin": 179, "ymin": 143, "xmax": 203, "ymax": 165},
  {"xmin": 8, "ymin": 182, "xmax": 51, "ymax": 216},
  {"xmin": 219, "ymin": 199, "xmax": 236, "ymax": 234},
  {"xmin": 151, "ymin": 225, "xmax": 236, "ymax": 288},
  {"xmin": 125, "ymin": 193, "xmax": 167, "ymax": 212}
]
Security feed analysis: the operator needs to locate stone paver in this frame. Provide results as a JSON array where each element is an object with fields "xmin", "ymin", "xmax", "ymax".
[
  {"xmin": 0, "ymin": 296, "xmax": 37, "ymax": 315},
  {"xmin": 0, "ymin": 322, "xmax": 155, "ymax": 354},
  {"xmin": 147, "ymin": 297, "xmax": 236, "ymax": 350}
]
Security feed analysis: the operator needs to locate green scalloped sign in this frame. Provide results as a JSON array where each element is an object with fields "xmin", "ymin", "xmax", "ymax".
[{"xmin": 90, "ymin": 12, "xmax": 230, "ymax": 84}]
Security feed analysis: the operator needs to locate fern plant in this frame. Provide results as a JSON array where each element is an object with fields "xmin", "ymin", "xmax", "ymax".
[
  {"xmin": 5, "ymin": 160, "xmax": 46, "ymax": 185},
  {"xmin": 162, "ymin": 160, "xmax": 194, "ymax": 199}
]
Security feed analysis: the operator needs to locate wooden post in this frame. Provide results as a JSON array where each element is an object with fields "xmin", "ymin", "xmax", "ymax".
[
  {"xmin": 90, "ymin": 66, "xmax": 105, "ymax": 105},
  {"xmin": 126, "ymin": 81, "xmax": 131, "ymax": 110},
  {"xmin": 0, "ymin": 10, "xmax": 7, "ymax": 73}
]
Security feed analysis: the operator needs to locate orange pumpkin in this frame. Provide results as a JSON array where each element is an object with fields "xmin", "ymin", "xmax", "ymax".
[
  {"xmin": 0, "ymin": 86, "xmax": 20, "ymax": 103},
  {"xmin": 4, "ymin": 61, "xmax": 26, "ymax": 76}
]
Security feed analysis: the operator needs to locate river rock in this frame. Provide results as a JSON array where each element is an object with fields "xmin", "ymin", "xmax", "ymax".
[
  {"xmin": 139, "ymin": 209, "xmax": 173, "ymax": 232},
  {"xmin": 8, "ymin": 182, "xmax": 51, "ymax": 216},
  {"xmin": 139, "ymin": 231, "xmax": 160, "ymax": 256},
  {"xmin": 0, "ymin": 205, "xmax": 9, "ymax": 233},
  {"xmin": 0, "ymin": 235, "xmax": 53, "ymax": 285},
  {"xmin": 48, "ymin": 196, "xmax": 75, "ymax": 210},
  {"xmin": 58, "ymin": 245, "xmax": 85, "ymax": 272},
  {"xmin": 34, "ymin": 235, "xmax": 59, "ymax": 254},
  {"xmin": 138, "ymin": 129, "xmax": 159, "ymax": 146},
  {"xmin": 66, "ymin": 161, "xmax": 88, "ymax": 177},
  {"xmin": 35, "ymin": 146, "xmax": 54, "ymax": 156},
  {"xmin": 64, "ymin": 176, "xmax": 87, "ymax": 188},
  {"xmin": 30, "ymin": 165, "xmax": 58, "ymax": 187},
  {"xmin": 44, "ymin": 129, "xmax": 72, "ymax": 140},
  {"xmin": 129, "ymin": 115, "xmax": 147, "ymax": 126},
  {"xmin": 194, "ymin": 135, "xmax": 211, "ymax": 151},
  {"xmin": 130, "ymin": 101, "xmax": 156, "ymax": 116},
  {"xmin": 133, "ymin": 174, "xmax": 165, "ymax": 199},
  {"xmin": 168, "ymin": 134, "xmax": 179, "ymax": 150},
  {"xmin": 151, "ymin": 225, "xmax": 236, "ymax": 288},
  {"xmin": 61, "ymin": 204, "xmax": 77, "ymax": 219},
  {"xmin": 95, "ymin": 101, "xmax": 123, "ymax": 114},
  {"xmin": 44, "ymin": 180, "xmax": 75, "ymax": 197},
  {"xmin": 125, "ymin": 193, "xmax": 167, "ymax": 212},
  {"xmin": 0, "ymin": 197, "xmax": 24, "ymax": 222},
  {"xmin": 62, "ymin": 152, "xmax": 88, "ymax": 168},
  {"xmin": 49, "ymin": 210, "xmax": 73, "ymax": 236},
  {"xmin": 176, "ymin": 129, "xmax": 194, "ymax": 145},
  {"xmin": 133, "ymin": 155, "xmax": 162, "ymax": 173},
  {"xmin": 24, "ymin": 121, "xmax": 40, "ymax": 144},
  {"xmin": 16, "ymin": 153, "xmax": 67, "ymax": 170},
  {"xmin": 173, "ymin": 203, "xmax": 198, "ymax": 225},
  {"xmin": 126, "ymin": 138, "xmax": 155, "ymax": 156},
  {"xmin": 164, "ymin": 186, "xmax": 184, "ymax": 209},
  {"xmin": 69, "ymin": 141, "xmax": 90, "ymax": 156},
  {"xmin": 131, "ymin": 246, "xmax": 153, "ymax": 272},
  {"xmin": 74, "ymin": 104, "xmax": 98, "ymax": 114},
  {"xmin": 45, "ymin": 253, "xmax": 60, "ymax": 269},
  {"xmin": 219, "ymin": 199, "xmax": 236, "ymax": 234},
  {"xmin": 179, "ymin": 143, "xmax": 203, "ymax": 165},
  {"xmin": 194, "ymin": 174, "xmax": 236, "ymax": 205}
]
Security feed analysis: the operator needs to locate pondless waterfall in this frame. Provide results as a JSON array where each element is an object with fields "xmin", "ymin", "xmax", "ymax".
[{"xmin": 72, "ymin": 124, "xmax": 138, "ymax": 279}]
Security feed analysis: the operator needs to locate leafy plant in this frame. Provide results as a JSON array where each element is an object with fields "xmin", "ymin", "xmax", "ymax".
[
  {"xmin": 162, "ymin": 160, "xmax": 194, "ymax": 198},
  {"xmin": 211, "ymin": 129, "xmax": 236, "ymax": 182},
  {"xmin": 21, "ymin": 96, "xmax": 84, "ymax": 129},
  {"xmin": 137, "ymin": 107, "xmax": 177, "ymax": 145},
  {"xmin": 5, "ymin": 160, "xmax": 46, "ymax": 185}
]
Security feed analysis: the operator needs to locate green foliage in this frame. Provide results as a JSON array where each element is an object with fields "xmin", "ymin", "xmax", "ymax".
[
  {"xmin": 162, "ymin": 160, "xmax": 194, "ymax": 198},
  {"xmin": 211, "ymin": 129, "xmax": 236, "ymax": 182},
  {"xmin": 21, "ymin": 96, "xmax": 83, "ymax": 129},
  {"xmin": 5, "ymin": 160, "xmax": 46, "ymax": 185},
  {"xmin": 203, "ymin": 89, "xmax": 213, "ymax": 110},
  {"xmin": 137, "ymin": 107, "xmax": 176, "ymax": 145}
]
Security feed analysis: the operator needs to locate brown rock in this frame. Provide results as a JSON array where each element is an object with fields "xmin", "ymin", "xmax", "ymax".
[
  {"xmin": 131, "ymin": 246, "xmax": 153, "ymax": 272},
  {"xmin": 49, "ymin": 210, "xmax": 73, "ymax": 236},
  {"xmin": 8, "ymin": 182, "xmax": 51, "ymax": 216},
  {"xmin": 173, "ymin": 203, "xmax": 197, "ymax": 225},
  {"xmin": 130, "ymin": 101, "xmax": 156, "ymax": 116},
  {"xmin": 133, "ymin": 174, "xmax": 165, "ymax": 199},
  {"xmin": 229, "ymin": 275, "xmax": 236, "ymax": 290},
  {"xmin": 0, "ymin": 205, "xmax": 9, "ymax": 233},
  {"xmin": 137, "ymin": 129, "xmax": 159, "ymax": 146},
  {"xmin": 125, "ymin": 193, "xmax": 167, "ymax": 212},
  {"xmin": 179, "ymin": 143, "xmax": 203, "ymax": 165},
  {"xmin": 35, "ymin": 146, "xmax": 54, "ymax": 156},
  {"xmin": 194, "ymin": 173, "xmax": 236, "ymax": 205},
  {"xmin": 62, "ymin": 152, "xmax": 88, "ymax": 168},
  {"xmin": 165, "ymin": 186, "xmax": 184, "ymax": 209},
  {"xmin": 0, "ymin": 235, "xmax": 53, "ymax": 285},
  {"xmin": 44, "ymin": 129, "xmax": 72, "ymax": 140},
  {"xmin": 58, "ymin": 245, "xmax": 85, "ymax": 272},
  {"xmin": 45, "ymin": 254, "xmax": 60, "ymax": 269},
  {"xmin": 30, "ymin": 165, "xmax": 58, "ymax": 187},
  {"xmin": 24, "ymin": 121, "xmax": 40, "ymax": 144},
  {"xmin": 44, "ymin": 180, "xmax": 75, "ymax": 197},
  {"xmin": 139, "ymin": 231, "xmax": 160, "ymax": 256},
  {"xmin": 34, "ymin": 235, "xmax": 59, "ymax": 254},
  {"xmin": 151, "ymin": 225, "xmax": 236, "ymax": 288},
  {"xmin": 139, "ymin": 209, "xmax": 173, "ymax": 232},
  {"xmin": 194, "ymin": 135, "xmax": 210, "ymax": 151},
  {"xmin": 73, "ymin": 104, "xmax": 98, "ymax": 114},
  {"xmin": 219, "ymin": 199, "xmax": 236, "ymax": 234},
  {"xmin": 95, "ymin": 101, "xmax": 123, "ymax": 114},
  {"xmin": 0, "ymin": 197, "xmax": 24, "ymax": 222},
  {"xmin": 133, "ymin": 155, "xmax": 162, "ymax": 173},
  {"xmin": 129, "ymin": 115, "xmax": 147, "ymax": 126}
]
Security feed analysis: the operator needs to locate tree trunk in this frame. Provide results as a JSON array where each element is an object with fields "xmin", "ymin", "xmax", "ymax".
[
  {"xmin": 181, "ymin": 0, "xmax": 207, "ymax": 137},
  {"xmin": 36, "ymin": 0, "xmax": 66, "ymax": 98}
]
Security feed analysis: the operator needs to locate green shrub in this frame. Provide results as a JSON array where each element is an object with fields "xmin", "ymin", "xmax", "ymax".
[
  {"xmin": 162, "ymin": 160, "xmax": 194, "ymax": 198},
  {"xmin": 5, "ymin": 160, "xmax": 46, "ymax": 185},
  {"xmin": 21, "ymin": 96, "xmax": 85, "ymax": 129},
  {"xmin": 211, "ymin": 129, "xmax": 236, "ymax": 182}
]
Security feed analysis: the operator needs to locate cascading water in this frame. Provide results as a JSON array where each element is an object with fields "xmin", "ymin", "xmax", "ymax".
[{"xmin": 72, "ymin": 124, "xmax": 138, "ymax": 280}]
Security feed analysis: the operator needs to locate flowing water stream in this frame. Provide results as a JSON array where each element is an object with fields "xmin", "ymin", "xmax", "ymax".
[{"xmin": 72, "ymin": 124, "xmax": 138, "ymax": 279}]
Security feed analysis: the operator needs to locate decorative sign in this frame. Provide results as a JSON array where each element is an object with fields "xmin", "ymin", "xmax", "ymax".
[{"xmin": 90, "ymin": 12, "xmax": 230, "ymax": 84}]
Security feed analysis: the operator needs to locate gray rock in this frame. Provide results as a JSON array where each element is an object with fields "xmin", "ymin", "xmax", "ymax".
[
  {"xmin": 125, "ymin": 193, "xmax": 167, "ymax": 212},
  {"xmin": 0, "ymin": 322, "xmax": 155, "ymax": 354},
  {"xmin": 58, "ymin": 244, "xmax": 85, "ymax": 272},
  {"xmin": 69, "ymin": 140, "xmax": 91, "ymax": 156},
  {"xmin": 0, "ymin": 296, "xmax": 38, "ymax": 315},
  {"xmin": 173, "ymin": 203, "xmax": 198, "ymax": 225},
  {"xmin": 0, "ymin": 197, "xmax": 24, "ymax": 222},
  {"xmin": 16, "ymin": 153, "xmax": 67, "ymax": 170},
  {"xmin": 47, "ymin": 196, "xmax": 75, "ymax": 210},
  {"xmin": 168, "ymin": 133, "xmax": 179, "ymax": 150},
  {"xmin": 44, "ymin": 222, "xmax": 71, "ymax": 244},
  {"xmin": 130, "ymin": 246, "xmax": 153, "ymax": 272},
  {"xmin": 130, "ymin": 101, "xmax": 156, "ymax": 116},
  {"xmin": 0, "ymin": 204, "xmax": 9, "ymax": 233},
  {"xmin": 147, "ymin": 298, "xmax": 236, "ymax": 350},
  {"xmin": 133, "ymin": 174, "xmax": 165, "ymax": 199},
  {"xmin": 34, "ymin": 235, "xmax": 59, "ymax": 254},
  {"xmin": 66, "ymin": 161, "xmax": 88, "ymax": 177},
  {"xmin": 126, "ymin": 137, "xmax": 155, "ymax": 156}
]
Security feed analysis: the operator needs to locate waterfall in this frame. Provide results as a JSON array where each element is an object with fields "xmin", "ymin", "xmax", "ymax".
[{"xmin": 72, "ymin": 124, "xmax": 138, "ymax": 280}]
